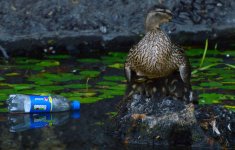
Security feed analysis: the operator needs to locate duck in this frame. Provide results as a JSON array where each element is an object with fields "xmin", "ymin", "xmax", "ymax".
[{"xmin": 125, "ymin": 5, "xmax": 191, "ymax": 89}]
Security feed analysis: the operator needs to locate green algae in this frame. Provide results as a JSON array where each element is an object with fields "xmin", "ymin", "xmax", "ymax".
[
  {"xmin": 222, "ymin": 50, "xmax": 235, "ymax": 57},
  {"xmin": 200, "ymin": 82, "xmax": 223, "ymax": 88},
  {"xmin": 199, "ymin": 93, "xmax": 235, "ymax": 105},
  {"xmin": 64, "ymin": 84, "xmax": 90, "ymax": 89},
  {"xmin": 108, "ymin": 63, "xmax": 124, "ymax": 69},
  {"xmin": 28, "ymin": 73, "xmax": 82, "ymax": 85},
  {"xmin": 0, "ymin": 48, "xmax": 234, "ymax": 112},
  {"xmin": 79, "ymin": 70, "xmax": 100, "ymax": 78},
  {"xmin": 46, "ymin": 55, "xmax": 71, "ymax": 59},
  {"xmin": 101, "ymin": 52, "xmax": 126, "ymax": 64},
  {"xmin": 15, "ymin": 57, "xmax": 41, "ymax": 64},
  {"xmin": 106, "ymin": 111, "xmax": 118, "ymax": 118},
  {"xmin": 0, "ymin": 108, "xmax": 8, "ymax": 113},
  {"xmin": 0, "ymin": 77, "xmax": 5, "ymax": 81},
  {"xmin": 186, "ymin": 49, "xmax": 220, "ymax": 57},
  {"xmin": 96, "ymin": 81, "xmax": 119, "ymax": 86},
  {"xmin": 36, "ymin": 60, "xmax": 60, "ymax": 67},
  {"xmin": 77, "ymin": 58, "xmax": 101, "ymax": 63},
  {"xmin": 103, "ymin": 76, "xmax": 126, "ymax": 82},
  {"xmin": 188, "ymin": 47, "xmax": 234, "ymax": 105},
  {"xmin": 5, "ymin": 72, "xmax": 21, "ymax": 76}
]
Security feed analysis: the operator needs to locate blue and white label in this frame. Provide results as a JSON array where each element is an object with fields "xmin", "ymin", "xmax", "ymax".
[
  {"xmin": 30, "ymin": 95, "xmax": 52, "ymax": 113},
  {"xmin": 30, "ymin": 113, "xmax": 52, "ymax": 129}
]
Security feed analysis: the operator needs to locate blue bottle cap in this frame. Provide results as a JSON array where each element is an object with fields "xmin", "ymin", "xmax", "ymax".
[
  {"xmin": 71, "ymin": 111, "xmax": 80, "ymax": 119},
  {"xmin": 71, "ymin": 101, "xmax": 80, "ymax": 110}
]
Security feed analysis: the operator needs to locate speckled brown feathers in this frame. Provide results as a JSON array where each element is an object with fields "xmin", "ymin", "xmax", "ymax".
[{"xmin": 125, "ymin": 5, "xmax": 191, "ymax": 87}]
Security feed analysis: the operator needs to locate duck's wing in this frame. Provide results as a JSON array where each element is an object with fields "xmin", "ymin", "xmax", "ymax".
[
  {"xmin": 172, "ymin": 44, "xmax": 191, "ymax": 84},
  {"xmin": 125, "ymin": 45, "xmax": 138, "ymax": 82}
]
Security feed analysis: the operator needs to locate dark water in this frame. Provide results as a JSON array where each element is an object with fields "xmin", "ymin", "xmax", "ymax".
[
  {"xmin": 0, "ymin": 47, "xmax": 234, "ymax": 149},
  {"xmin": 0, "ymin": 98, "xmax": 120, "ymax": 149},
  {"xmin": 0, "ymin": 100, "xmax": 224, "ymax": 150}
]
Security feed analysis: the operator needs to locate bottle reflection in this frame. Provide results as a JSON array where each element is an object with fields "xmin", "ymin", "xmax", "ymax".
[{"xmin": 8, "ymin": 111, "xmax": 80, "ymax": 132}]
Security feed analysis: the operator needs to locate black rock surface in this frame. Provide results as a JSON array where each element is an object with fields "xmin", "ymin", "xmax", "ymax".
[
  {"xmin": 115, "ymin": 72, "xmax": 198, "ymax": 145},
  {"xmin": 115, "ymin": 72, "xmax": 235, "ymax": 147},
  {"xmin": 0, "ymin": 0, "xmax": 235, "ymax": 54}
]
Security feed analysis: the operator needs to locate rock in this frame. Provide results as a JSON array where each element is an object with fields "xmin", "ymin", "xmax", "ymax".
[
  {"xmin": 115, "ymin": 72, "xmax": 235, "ymax": 146},
  {"xmin": 0, "ymin": 0, "xmax": 235, "ymax": 54},
  {"xmin": 195, "ymin": 105, "xmax": 235, "ymax": 147},
  {"xmin": 115, "ymin": 72, "xmax": 199, "ymax": 145},
  {"xmin": 116, "ymin": 100, "xmax": 201, "ymax": 145}
]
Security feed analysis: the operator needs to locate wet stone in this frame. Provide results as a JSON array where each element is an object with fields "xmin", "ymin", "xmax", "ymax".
[
  {"xmin": 115, "ymin": 71, "xmax": 235, "ymax": 146},
  {"xmin": 115, "ymin": 72, "xmax": 199, "ymax": 145},
  {"xmin": 195, "ymin": 105, "xmax": 235, "ymax": 146}
]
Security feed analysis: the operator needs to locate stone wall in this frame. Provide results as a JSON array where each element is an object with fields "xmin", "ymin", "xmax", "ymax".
[{"xmin": 0, "ymin": 0, "xmax": 235, "ymax": 52}]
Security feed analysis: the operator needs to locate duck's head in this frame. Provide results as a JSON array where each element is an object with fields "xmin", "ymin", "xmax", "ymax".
[{"xmin": 145, "ymin": 5, "xmax": 172, "ymax": 31}]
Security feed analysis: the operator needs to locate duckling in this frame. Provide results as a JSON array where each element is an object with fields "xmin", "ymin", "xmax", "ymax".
[{"xmin": 125, "ymin": 5, "xmax": 191, "ymax": 88}]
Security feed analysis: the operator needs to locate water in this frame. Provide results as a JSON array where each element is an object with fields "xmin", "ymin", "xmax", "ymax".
[
  {"xmin": 0, "ymin": 100, "xmax": 224, "ymax": 149},
  {"xmin": 0, "ymin": 99, "xmax": 124, "ymax": 149},
  {"xmin": 0, "ymin": 47, "xmax": 234, "ymax": 149}
]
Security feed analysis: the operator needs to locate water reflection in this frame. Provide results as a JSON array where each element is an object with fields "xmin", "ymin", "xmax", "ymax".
[
  {"xmin": 0, "ymin": 100, "xmax": 231, "ymax": 149},
  {"xmin": 8, "ymin": 112, "xmax": 80, "ymax": 132}
]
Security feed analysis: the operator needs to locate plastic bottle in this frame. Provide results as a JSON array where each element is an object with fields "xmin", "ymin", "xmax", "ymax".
[
  {"xmin": 8, "ymin": 111, "xmax": 80, "ymax": 132},
  {"xmin": 7, "ymin": 94, "xmax": 80, "ymax": 113}
]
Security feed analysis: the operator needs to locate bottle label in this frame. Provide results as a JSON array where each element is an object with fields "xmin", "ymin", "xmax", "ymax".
[
  {"xmin": 30, "ymin": 95, "xmax": 53, "ymax": 113},
  {"xmin": 30, "ymin": 113, "xmax": 53, "ymax": 129}
]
